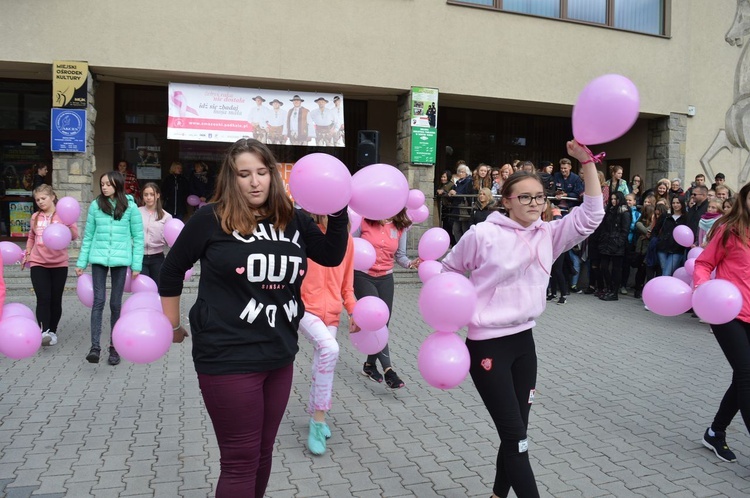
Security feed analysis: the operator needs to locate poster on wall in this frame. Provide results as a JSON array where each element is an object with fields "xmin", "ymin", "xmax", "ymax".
[
  {"xmin": 9, "ymin": 201, "xmax": 33, "ymax": 238},
  {"xmin": 53, "ymin": 60, "xmax": 89, "ymax": 109},
  {"xmin": 167, "ymin": 83, "xmax": 345, "ymax": 147},
  {"xmin": 410, "ymin": 86, "xmax": 438, "ymax": 165},
  {"xmin": 134, "ymin": 145, "xmax": 162, "ymax": 180}
]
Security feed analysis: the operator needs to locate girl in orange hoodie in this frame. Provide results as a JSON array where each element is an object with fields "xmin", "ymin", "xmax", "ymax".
[{"xmin": 299, "ymin": 213, "xmax": 358, "ymax": 456}]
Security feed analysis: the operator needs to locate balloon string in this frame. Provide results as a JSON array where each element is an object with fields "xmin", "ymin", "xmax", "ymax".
[{"xmin": 580, "ymin": 144, "xmax": 606, "ymax": 164}]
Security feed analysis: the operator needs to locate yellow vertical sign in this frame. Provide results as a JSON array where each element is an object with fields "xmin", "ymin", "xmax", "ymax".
[{"xmin": 53, "ymin": 60, "xmax": 89, "ymax": 108}]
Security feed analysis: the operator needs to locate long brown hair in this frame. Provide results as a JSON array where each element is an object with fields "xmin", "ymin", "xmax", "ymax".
[
  {"xmin": 142, "ymin": 182, "xmax": 166, "ymax": 221},
  {"xmin": 363, "ymin": 207, "xmax": 412, "ymax": 231},
  {"xmin": 212, "ymin": 138, "xmax": 293, "ymax": 235},
  {"xmin": 707, "ymin": 181, "xmax": 750, "ymax": 247}
]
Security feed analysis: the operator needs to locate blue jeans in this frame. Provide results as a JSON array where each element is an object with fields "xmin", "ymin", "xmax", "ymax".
[
  {"xmin": 90, "ymin": 264, "xmax": 127, "ymax": 349},
  {"xmin": 568, "ymin": 250, "xmax": 581, "ymax": 286},
  {"xmin": 657, "ymin": 252, "xmax": 683, "ymax": 277}
]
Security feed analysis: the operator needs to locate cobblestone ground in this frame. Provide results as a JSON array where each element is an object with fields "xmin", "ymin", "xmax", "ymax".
[{"xmin": 1, "ymin": 286, "xmax": 749, "ymax": 497}]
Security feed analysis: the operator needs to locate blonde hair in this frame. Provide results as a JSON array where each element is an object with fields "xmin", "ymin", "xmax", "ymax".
[
  {"xmin": 169, "ymin": 161, "xmax": 183, "ymax": 175},
  {"xmin": 33, "ymin": 184, "xmax": 57, "ymax": 204}
]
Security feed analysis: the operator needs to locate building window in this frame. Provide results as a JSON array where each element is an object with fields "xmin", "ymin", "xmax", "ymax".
[{"xmin": 449, "ymin": 0, "xmax": 667, "ymax": 36}]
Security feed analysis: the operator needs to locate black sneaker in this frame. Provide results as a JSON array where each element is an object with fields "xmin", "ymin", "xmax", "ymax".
[
  {"xmin": 384, "ymin": 369, "xmax": 405, "ymax": 389},
  {"xmin": 570, "ymin": 286, "xmax": 583, "ymax": 294},
  {"xmin": 86, "ymin": 347, "xmax": 101, "ymax": 364},
  {"xmin": 583, "ymin": 287, "xmax": 596, "ymax": 295},
  {"xmin": 601, "ymin": 293, "xmax": 619, "ymax": 301},
  {"xmin": 702, "ymin": 428, "xmax": 737, "ymax": 462},
  {"xmin": 546, "ymin": 294, "xmax": 557, "ymax": 301},
  {"xmin": 361, "ymin": 362, "xmax": 383, "ymax": 383},
  {"xmin": 108, "ymin": 347, "xmax": 121, "ymax": 366},
  {"xmin": 557, "ymin": 296, "xmax": 567, "ymax": 305}
]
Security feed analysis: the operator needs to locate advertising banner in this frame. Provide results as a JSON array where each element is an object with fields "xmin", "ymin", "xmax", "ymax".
[
  {"xmin": 410, "ymin": 86, "xmax": 438, "ymax": 165},
  {"xmin": 9, "ymin": 201, "xmax": 33, "ymax": 238},
  {"xmin": 53, "ymin": 60, "xmax": 88, "ymax": 108},
  {"xmin": 168, "ymin": 83, "xmax": 345, "ymax": 147},
  {"xmin": 51, "ymin": 109, "xmax": 86, "ymax": 153}
]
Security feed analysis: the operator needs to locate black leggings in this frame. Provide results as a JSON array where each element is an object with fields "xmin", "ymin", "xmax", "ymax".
[
  {"xmin": 548, "ymin": 254, "xmax": 568, "ymax": 296},
  {"xmin": 467, "ymin": 330, "xmax": 540, "ymax": 498},
  {"xmin": 353, "ymin": 271, "xmax": 395, "ymax": 370},
  {"xmin": 599, "ymin": 254, "xmax": 623, "ymax": 294},
  {"xmin": 710, "ymin": 319, "xmax": 750, "ymax": 434},
  {"xmin": 30, "ymin": 266, "xmax": 68, "ymax": 333}
]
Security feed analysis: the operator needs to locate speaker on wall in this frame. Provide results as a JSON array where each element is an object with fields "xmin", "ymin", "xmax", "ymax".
[{"xmin": 357, "ymin": 130, "xmax": 379, "ymax": 168}]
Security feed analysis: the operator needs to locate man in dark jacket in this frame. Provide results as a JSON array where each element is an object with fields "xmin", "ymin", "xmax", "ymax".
[{"xmin": 685, "ymin": 185, "xmax": 708, "ymax": 245}]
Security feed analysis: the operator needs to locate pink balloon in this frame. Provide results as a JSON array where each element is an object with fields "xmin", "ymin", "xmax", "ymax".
[
  {"xmin": 572, "ymin": 74, "xmax": 640, "ymax": 145},
  {"xmin": 684, "ymin": 258, "xmax": 696, "ymax": 276},
  {"xmin": 353, "ymin": 238, "xmax": 376, "ymax": 272},
  {"xmin": 122, "ymin": 291, "xmax": 163, "ymax": 314},
  {"xmin": 407, "ymin": 205, "xmax": 430, "ymax": 224},
  {"xmin": 112, "ymin": 309, "xmax": 173, "ymax": 363},
  {"xmin": 406, "ymin": 189, "xmax": 426, "ymax": 210},
  {"xmin": 418, "ymin": 260, "xmax": 443, "ymax": 283},
  {"xmin": 187, "ymin": 195, "xmax": 201, "ymax": 207},
  {"xmin": 687, "ymin": 247, "xmax": 704, "ymax": 260},
  {"xmin": 673, "ymin": 225, "xmax": 694, "ymax": 248},
  {"xmin": 692, "ymin": 279, "xmax": 743, "ymax": 325},
  {"xmin": 42, "ymin": 223, "xmax": 72, "ymax": 250},
  {"xmin": 418, "ymin": 331, "xmax": 471, "ymax": 389},
  {"xmin": 0, "ymin": 316, "xmax": 42, "ymax": 359},
  {"xmin": 77, "ymin": 273, "xmax": 94, "ymax": 308},
  {"xmin": 418, "ymin": 227, "xmax": 450, "ymax": 261},
  {"xmin": 2, "ymin": 303, "xmax": 35, "ymax": 321},
  {"xmin": 672, "ymin": 267, "xmax": 693, "ymax": 286},
  {"xmin": 418, "ymin": 272, "xmax": 477, "ymax": 332},
  {"xmin": 349, "ymin": 164, "xmax": 409, "ymax": 220},
  {"xmin": 348, "ymin": 208, "xmax": 363, "ymax": 235},
  {"xmin": 184, "ymin": 267, "xmax": 194, "ymax": 281},
  {"xmin": 132, "ymin": 275, "xmax": 158, "ymax": 294},
  {"xmin": 642, "ymin": 276, "xmax": 693, "ymax": 317},
  {"xmin": 352, "ymin": 296, "xmax": 390, "ymax": 332},
  {"xmin": 164, "ymin": 219, "xmax": 185, "ymax": 247},
  {"xmin": 0, "ymin": 241, "xmax": 23, "ymax": 265},
  {"xmin": 56, "ymin": 197, "xmax": 81, "ymax": 225},
  {"xmin": 350, "ymin": 326, "xmax": 389, "ymax": 355},
  {"xmin": 124, "ymin": 268, "xmax": 133, "ymax": 293},
  {"xmin": 289, "ymin": 153, "xmax": 352, "ymax": 215}
]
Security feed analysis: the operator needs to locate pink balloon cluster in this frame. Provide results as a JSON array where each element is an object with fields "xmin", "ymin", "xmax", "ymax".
[
  {"xmin": 289, "ymin": 154, "xmax": 352, "ymax": 215},
  {"xmin": 573, "ymin": 74, "xmax": 640, "ymax": 145},
  {"xmin": 112, "ymin": 309, "xmax": 173, "ymax": 364},
  {"xmin": 643, "ymin": 275, "xmax": 742, "ymax": 325}
]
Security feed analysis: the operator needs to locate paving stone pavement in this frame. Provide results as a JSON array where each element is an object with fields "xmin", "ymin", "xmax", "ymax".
[{"xmin": 1, "ymin": 284, "xmax": 749, "ymax": 497}]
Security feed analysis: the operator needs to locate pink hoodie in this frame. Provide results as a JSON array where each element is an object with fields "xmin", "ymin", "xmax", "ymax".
[{"xmin": 442, "ymin": 194, "xmax": 604, "ymax": 340}]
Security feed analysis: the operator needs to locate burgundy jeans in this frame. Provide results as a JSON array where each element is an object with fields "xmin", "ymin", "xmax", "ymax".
[{"xmin": 198, "ymin": 364, "xmax": 294, "ymax": 497}]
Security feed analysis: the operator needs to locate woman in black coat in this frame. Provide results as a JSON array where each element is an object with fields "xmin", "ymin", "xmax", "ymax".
[
  {"xmin": 161, "ymin": 161, "xmax": 190, "ymax": 220},
  {"xmin": 598, "ymin": 191, "xmax": 631, "ymax": 301}
]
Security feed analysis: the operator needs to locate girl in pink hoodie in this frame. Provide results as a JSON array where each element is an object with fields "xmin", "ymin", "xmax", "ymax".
[{"xmin": 442, "ymin": 140, "xmax": 604, "ymax": 498}]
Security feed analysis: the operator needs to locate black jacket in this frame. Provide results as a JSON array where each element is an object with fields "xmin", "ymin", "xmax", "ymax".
[
  {"xmin": 598, "ymin": 205, "xmax": 631, "ymax": 256},
  {"xmin": 656, "ymin": 214, "xmax": 688, "ymax": 253}
]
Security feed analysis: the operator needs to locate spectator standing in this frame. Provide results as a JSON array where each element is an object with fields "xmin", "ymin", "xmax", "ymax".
[
  {"xmin": 598, "ymin": 192, "xmax": 631, "ymax": 301},
  {"xmin": 189, "ymin": 161, "xmax": 214, "ymax": 203},
  {"xmin": 138, "ymin": 182, "xmax": 172, "ymax": 283},
  {"xmin": 117, "ymin": 161, "xmax": 141, "ymax": 205}
]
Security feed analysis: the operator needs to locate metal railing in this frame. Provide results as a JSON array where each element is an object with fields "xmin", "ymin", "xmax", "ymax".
[{"xmin": 436, "ymin": 194, "xmax": 579, "ymax": 221}]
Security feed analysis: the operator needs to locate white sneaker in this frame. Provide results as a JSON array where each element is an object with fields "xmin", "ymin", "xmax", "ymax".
[
  {"xmin": 41, "ymin": 331, "xmax": 51, "ymax": 346},
  {"xmin": 47, "ymin": 332, "xmax": 58, "ymax": 346}
]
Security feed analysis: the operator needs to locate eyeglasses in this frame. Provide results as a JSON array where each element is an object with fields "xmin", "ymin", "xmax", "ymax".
[
  {"xmin": 505, "ymin": 194, "xmax": 547, "ymax": 205},
  {"xmin": 492, "ymin": 173, "xmax": 500, "ymax": 177}
]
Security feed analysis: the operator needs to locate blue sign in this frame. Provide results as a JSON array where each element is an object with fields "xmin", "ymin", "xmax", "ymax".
[{"xmin": 51, "ymin": 108, "xmax": 86, "ymax": 152}]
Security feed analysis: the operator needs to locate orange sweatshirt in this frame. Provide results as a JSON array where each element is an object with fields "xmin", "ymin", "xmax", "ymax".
[{"xmin": 300, "ymin": 230, "xmax": 356, "ymax": 327}]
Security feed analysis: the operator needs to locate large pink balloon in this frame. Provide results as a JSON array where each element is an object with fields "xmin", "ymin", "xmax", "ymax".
[
  {"xmin": 124, "ymin": 268, "xmax": 133, "ymax": 293},
  {"xmin": 348, "ymin": 208, "xmax": 363, "ymax": 235},
  {"xmin": 187, "ymin": 195, "xmax": 201, "ymax": 207},
  {"xmin": 77, "ymin": 273, "xmax": 94, "ymax": 308},
  {"xmin": 673, "ymin": 225, "xmax": 694, "ymax": 248},
  {"xmin": 56, "ymin": 197, "xmax": 81, "ymax": 225},
  {"xmin": 642, "ymin": 276, "xmax": 693, "ymax": 317},
  {"xmin": 684, "ymin": 258, "xmax": 696, "ymax": 277},
  {"xmin": 0, "ymin": 316, "xmax": 41, "ymax": 359},
  {"xmin": 350, "ymin": 326, "xmax": 389, "ymax": 355},
  {"xmin": 289, "ymin": 153, "xmax": 352, "ymax": 215},
  {"xmin": 406, "ymin": 189, "xmax": 426, "ymax": 210},
  {"xmin": 353, "ymin": 238, "xmax": 377, "ymax": 272},
  {"xmin": 0, "ymin": 241, "xmax": 23, "ymax": 265},
  {"xmin": 132, "ymin": 275, "xmax": 158, "ymax": 294},
  {"xmin": 418, "ymin": 272, "xmax": 477, "ymax": 332},
  {"xmin": 418, "ymin": 227, "xmax": 450, "ymax": 261},
  {"xmin": 418, "ymin": 260, "xmax": 443, "ymax": 283},
  {"xmin": 112, "ymin": 309, "xmax": 173, "ymax": 364},
  {"xmin": 672, "ymin": 267, "xmax": 692, "ymax": 287},
  {"xmin": 2, "ymin": 303, "xmax": 35, "ymax": 321},
  {"xmin": 572, "ymin": 74, "xmax": 640, "ymax": 145},
  {"xmin": 352, "ymin": 296, "xmax": 390, "ymax": 332},
  {"xmin": 122, "ymin": 291, "xmax": 163, "ymax": 314},
  {"xmin": 407, "ymin": 205, "xmax": 430, "ymax": 224},
  {"xmin": 418, "ymin": 331, "xmax": 470, "ymax": 389},
  {"xmin": 692, "ymin": 279, "xmax": 743, "ymax": 325},
  {"xmin": 687, "ymin": 247, "xmax": 704, "ymax": 260},
  {"xmin": 42, "ymin": 223, "xmax": 72, "ymax": 250},
  {"xmin": 349, "ymin": 164, "xmax": 409, "ymax": 220},
  {"xmin": 164, "ymin": 219, "xmax": 185, "ymax": 247}
]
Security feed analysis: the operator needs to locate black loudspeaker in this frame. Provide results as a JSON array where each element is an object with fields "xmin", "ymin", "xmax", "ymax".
[{"xmin": 357, "ymin": 130, "xmax": 379, "ymax": 168}]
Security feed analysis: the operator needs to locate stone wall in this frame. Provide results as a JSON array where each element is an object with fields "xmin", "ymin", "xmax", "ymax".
[{"xmin": 646, "ymin": 113, "xmax": 687, "ymax": 188}]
